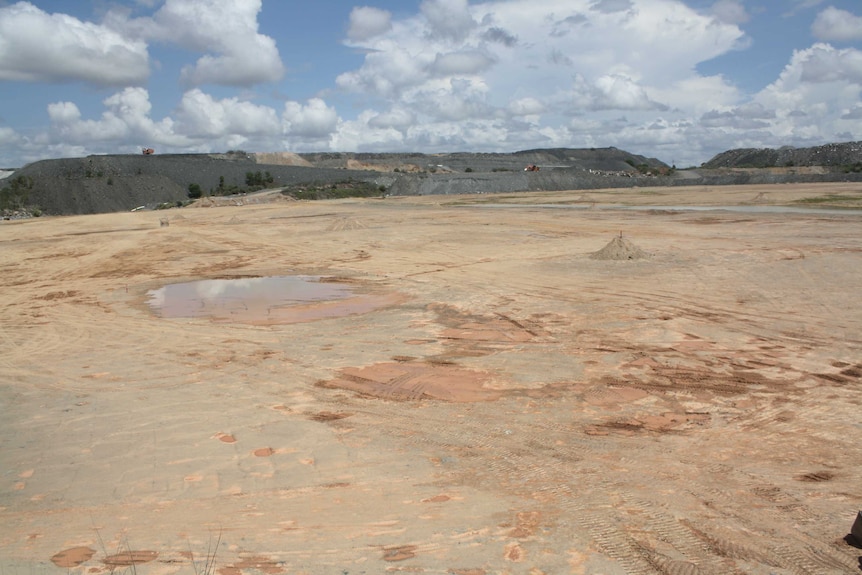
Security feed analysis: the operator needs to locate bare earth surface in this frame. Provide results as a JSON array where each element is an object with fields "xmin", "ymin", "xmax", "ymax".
[{"xmin": 1, "ymin": 183, "xmax": 861, "ymax": 575}]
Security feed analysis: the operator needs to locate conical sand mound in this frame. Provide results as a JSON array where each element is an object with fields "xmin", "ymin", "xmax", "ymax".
[{"xmin": 590, "ymin": 235, "xmax": 649, "ymax": 260}]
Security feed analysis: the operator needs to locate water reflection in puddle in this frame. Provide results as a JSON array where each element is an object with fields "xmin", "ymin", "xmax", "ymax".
[{"xmin": 147, "ymin": 276, "xmax": 395, "ymax": 324}]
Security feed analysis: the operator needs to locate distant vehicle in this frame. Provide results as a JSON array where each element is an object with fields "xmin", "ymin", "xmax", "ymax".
[
  {"xmin": 525, "ymin": 164, "xmax": 540, "ymax": 171},
  {"xmin": 142, "ymin": 148, "xmax": 154, "ymax": 155}
]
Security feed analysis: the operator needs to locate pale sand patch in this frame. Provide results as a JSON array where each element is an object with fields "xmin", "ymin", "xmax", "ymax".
[{"xmin": 1, "ymin": 184, "xmax": 860, "ymax": 574}]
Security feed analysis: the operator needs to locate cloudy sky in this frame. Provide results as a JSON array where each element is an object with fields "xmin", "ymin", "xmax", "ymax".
[{"xmin": 1, "ymin": 0, "xmax": 861, "ymax": 168}]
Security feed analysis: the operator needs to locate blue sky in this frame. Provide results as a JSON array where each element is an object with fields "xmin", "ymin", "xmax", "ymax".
[{"xmin": 1, "ymin": 0, "xmax": 861, "ymax": 168}]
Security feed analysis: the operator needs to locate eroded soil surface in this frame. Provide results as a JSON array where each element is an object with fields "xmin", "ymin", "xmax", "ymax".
[{"xmin": 1, "ymin": 184, "xmax": 861, "ymax": 574}]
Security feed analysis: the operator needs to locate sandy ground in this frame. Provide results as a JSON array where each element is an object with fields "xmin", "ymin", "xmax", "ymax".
[{"xmin": 1, "ymin": 183, "xmax": 861, "ymax": 575}]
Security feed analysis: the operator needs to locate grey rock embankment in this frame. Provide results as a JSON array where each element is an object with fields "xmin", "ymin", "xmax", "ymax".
[
  {"xmin": 704, "ymin": 141, "xmax": 862, "ymax": 168},
  {"xmin": 7, "ymin": 142, "xmax": 862, "ymax": 216},
  {"xmin": 298, "ymin": 147, "xmax": 667, "ymax": 173},
  {"xmin": 12, "ymin": 154, "xmax": 388, "ymax": 215},
  {"xmin": 387, "ymin": 167, "xmax": 862, "ymax": 197}
]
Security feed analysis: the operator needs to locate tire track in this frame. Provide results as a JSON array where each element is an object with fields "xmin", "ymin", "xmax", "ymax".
[
  {"xmin": 459, "ymin": 264, "xmax": 857, "ymax": 348},
  {"xmin": 345, "ymin": 394, "xmax": 862, "ymax": 574},
  {"xmin": 617, "ymin": 494, "xmax": 736, "ymax": 575},
  {"xmin": 576, "ymin": 510, "xmax": 661, "ymax": 575},
  {"xmin": 344, "ymin": 401, "xmax": 751, "ymax": 573},
  {"xmin": 678, "ymin": 469, "xmax": 860, "ymax": 574}
]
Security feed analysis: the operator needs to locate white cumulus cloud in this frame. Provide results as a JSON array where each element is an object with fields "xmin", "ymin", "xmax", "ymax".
[
  {"xmin": 283, "ymin": 99, "xmax": 339, "ymax": 141},
  {"xmin": 337, "ymin": 48, "xmax": 430, "ymax": 99},
  {"xmin": 5, "ymin": 0, "xmax": 862, "ymax": 170},
  {"xmin": 797, "ymin": 43, "xmax": 862, "ymax": 84},
  {"xmin": 748, "ymin": 43, "xmax": 862, "ymax": 146},
  {"xmin": 347, "ymin": 6, "xmax": 392, "ymax": 41},
  {"xmin": 590, "ymin": 0, "xmax": 634, "ymax": 14},
  {"xmin": 332, "ymin": 110, "xmax": 406, "ymax": 152},
  {"xmin": 47, "ymin": 88, "xmax": 178, "ymax": 147},
  {"xmin": 508, "ymin": 97, "xmax": 546, "ymax": 117},
  {"xmin": 710, "ymin": 0, "xmax": 749, "ymax": 25},
  {"xmin": 107, "ymin": 0, "xmax": 284, "ymax": 87},
  {"xmin": 0, "ymin": 1, "xmax": 149, "ymax": 86},
  {"xmin": 368, "ymin": 108, "xmax": 417, "ymax": 130},
  {"xmin": 592, "ymin": 74, "xmax": 668, "ymax": 111},
  {"xmin": 174, "ymin": 90, "xmax": 280, "ymax": 138},
  {"xmin": 334, "ymin": 0, "xmax": 751, "ymax": 164},
  {"xmin": 332, "ymin": 0, "xmax": 860, "ymax": 164},
  {"xmin": 429, "ymin": 51, "xmax": 496, "ymax": 76},
  {"xmin": 812, "ymin": 7, "xmax": 862, "ymax": 42},
  {"xmin": 421, "ymin": 0, "xmax": 476, "ymax": 41},
  {"xmin": 0, "ymin": 126, "xmax": 21, "ymax": 148}
]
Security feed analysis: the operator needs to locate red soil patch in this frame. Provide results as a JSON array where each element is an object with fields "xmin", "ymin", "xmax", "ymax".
[
  {"xmin": 504, "ymin": 542, "xmax": 525, "ymax": 562},
  {"xmin": 507, "ymin": 511, "xmax": 543, "ymax": 539},
  {"xmin": 382, "ymin": 545, "xmax": 418, "ymax": 561},
  {"xmin": 422, "ymin": 494, "xmax": 451, "ymax": 503},
  {"xmin": 51, "ymin": 547, "xmax": 95, "ymax": 568},
  {"xmin": 309, "ymin": 411, "xmax": 353, "ymax": 421},
  {"xmin": 583, "ymin": 385, "xmax": 649, "ymax": 406},
  {"xmin": 102, "ymin": 550, "xmax": 158, "ymax": 567},
  {"xmin": 321, "ymin": 362, "xmax": 499, "ymax": 402},
  {"xmin": 440, "ymin": 319, "xmax": 534, "ymax": 342}
]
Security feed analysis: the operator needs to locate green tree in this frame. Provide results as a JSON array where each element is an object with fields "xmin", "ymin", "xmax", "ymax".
[
  {"xmin": 0, "ymin": 176, "xmax": 33, "ymax": 211},
  {"xmin": 187, "ymin": 183, "xmax": 203, "ymax": 199}
]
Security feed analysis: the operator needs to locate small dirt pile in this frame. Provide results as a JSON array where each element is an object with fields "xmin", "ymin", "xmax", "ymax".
[{"xmin": 590, "ymin": 235, "xmax": 649, "ymax": 260}]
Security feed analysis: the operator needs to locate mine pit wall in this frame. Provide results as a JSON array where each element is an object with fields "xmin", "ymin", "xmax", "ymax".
[
  {"xmin": 11, "ymin": 152, "xmax": 862, "ymax": 215},
  {"xmin": 15, "ymin": 155, "xmax": 389, "ymax": 215},
  {"xmin": 385, "ymin": 169, "xmax": 862, "ymax": 197}
]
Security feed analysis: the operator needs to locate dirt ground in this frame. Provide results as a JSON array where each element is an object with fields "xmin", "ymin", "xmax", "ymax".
[{"xmin": 1, "ymin": 183, "xmax": 861, "ymax": 575}]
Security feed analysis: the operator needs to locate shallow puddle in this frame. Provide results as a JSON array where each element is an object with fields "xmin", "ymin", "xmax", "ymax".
[{"xmin": 147, "ymin": 276, "xmax": 397, "ymax": 324}]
